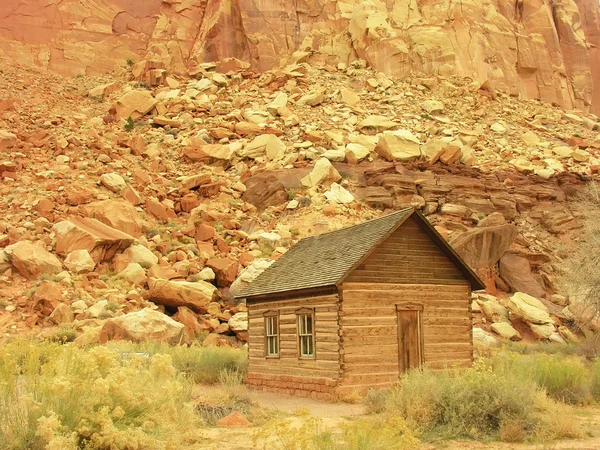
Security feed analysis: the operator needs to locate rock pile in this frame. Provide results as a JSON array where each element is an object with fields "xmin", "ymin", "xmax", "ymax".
[{"xmin": 0, "ymin": 54, "xmax": 597, "ymax": 345}]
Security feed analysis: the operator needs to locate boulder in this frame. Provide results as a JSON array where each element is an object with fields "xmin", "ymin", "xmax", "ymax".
[
  {"xmin": 0, "ymin": 130, "xmax": 17, "ymax": 150},
  {"xmin": 64, "ymin": 249, "xmax": 96, "ymax": 273},
  {"xmin": 242, "ymin": 173, "xmax": 287, "ymax": 210},
  {"xmin": 507, "ymin": 292, "xmax": 552, "ymax": 325},
  {"xmin": 491, "ymin": 322, "xmax": 521, "ymax": 341},
  {"xmin": 206, "ymin": 258, "xmax": 239, "ymax": 287},
  {"xmin": 114, "ymin": 245, "xmax": 158, "ymax": 271},
  {"xmin": 357, "ymin": 116, "xmax": 397, "ymax": 134},
  {"xmin": 33, "ymin": 281, "xmax": 63, "ymax": 309},
  {"xmin": 301, "ymin": 158, "xmax": 341, "ymax": 188},
  {"xmin": 244, "ymin": 135, "xmax": 286, "ymax": 160},
  {"xmin": 111, "ymin": 90, "xmax": 157, "ymax": 120},
  {"xmin": 0, "ymin": 249, "xmax": 12, "ymax": 272},
  {"xmin": 473, "ymin": 327, "xmax": 498, "ymax": 347},
  {"xmin": 183, "ymin": 142, "xmax": 234, "ymax": 161},
  {"xmin": 53, "ymin": 218, "xmax": 135, "ymax": 263},
  {"xmin": 339, "ymin": 88, "xmax": 360, "ymax": 106},
  {"xmin": 49, "ymin": 303, "xmax": 74, "ymax": 325},
  {"xmin": 450, "ymin": 224, "xmax": 517, "ymax": 269},
  {"xmin": 228, "ymin": 312, "xmax": 248, "ymax": 341},
  {"xmin": 117, "ymin": 263, "xmax": 147, "ymax": 285},
  {"xmin": 215, "ymin": 411, "xmax": 252, "ymax": 427},
  {"xmin": 148, "ymin": 278, "xmax": 218, "ymax": 313},
  {"xmin": 100, "ymin": 309, "xmax": 184, "ymax": 345},
  {"xmin": 345, "ymin": 143, "xmax": 370, "ymax": 164},
  {"xmin": 230, "ymin": 259, "xmax": 274, "ymax": 296},
  {"xmin": 324, "ymin": 183, "xmax": 354, "ymax": 204},
  {"xmin": 173, "ymin": 306, "xmax": 206, "ymax": 339},
  {"xmin": 374, "ymin": 130, "xmax": 421, "ymax": 161},
  {"xmin": 499, "ymin": 254, "xmax": 546, "ymax": 299},
  {"xmin": 100, "ymin": 173, "xmax": 127, "ymax": 193},
  {"xmin": 84, "ymin": 199, "xmax": 144, "ymax": 238},
  {"xmin": 529, "ymin": 322, "xmax": 556, "ymax": 340},
  {"xmin": 480, "ymin": 300, "xmax": 510, "ymax": 323},
  {"xmin": 4, "ymin": 241, "xmax": 62, "ymax": 280}
]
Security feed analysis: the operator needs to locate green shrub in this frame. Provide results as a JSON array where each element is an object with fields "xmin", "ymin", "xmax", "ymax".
[
  {"xmin": 0, "ymin": 340, "xmax": 203, "ymax": 450},
  {"xmin": 124, "ymin": 116, "xmax": 134, "ymax": 132},
  {"xmin": 491, "ymin": 352, "xmax": 592, "ymax": 404}
]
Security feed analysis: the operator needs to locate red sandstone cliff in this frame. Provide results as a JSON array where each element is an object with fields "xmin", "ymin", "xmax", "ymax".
[{"xmin": 0, "ymin": 0, "xmax": 599, "ymax": 112}]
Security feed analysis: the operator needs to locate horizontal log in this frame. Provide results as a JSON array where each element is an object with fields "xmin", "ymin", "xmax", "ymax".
[
  {"xmin": 343, "ymin": 343, "xmax": 398, "ymax": 356},
  {"xmin": 342, "ymin": 283, "xmax": 470, "ymax": 292},
  {"xmin": 343, "ymin": 363, "xmax": 399, "ymax": 375}
]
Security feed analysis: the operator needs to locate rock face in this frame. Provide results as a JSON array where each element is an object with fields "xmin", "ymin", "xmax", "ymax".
[
  {"xmin": 99, "ymin": 308, "xmax": 184, "ymax": 345},
  {"xmin": 4, "ymin": 241, "xmax": 62, "ymax": 280},
  {"xmin": 0, "ymin": 0, "xmax": 598, "ymax": 113}
]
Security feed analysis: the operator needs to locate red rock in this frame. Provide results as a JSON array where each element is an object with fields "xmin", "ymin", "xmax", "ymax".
[
  {"xmin": 499, "ymin": 253, "xmax": 547, "ymax": 299},
  {"xmin": 195, "ymin": 223, "xmax": 216, "ymax": 241},
  {"xmin": 173, "ymin": 306, "xmax": 204, "ymax": 340},
  {"xmin": 206, "ymin": 258, "xmax": 239, "ymax": 287},
  {"xmin": 145, "ymin": 198, "xmax": 175, "ymax": 223},
  {"xmin": 239, "ymin": 252, "xmax": 254, "ymax": 267},
  {"xmin": 122, "ymin": 185, "xmax": 143, "ymax": 206},
  {"xmin": 216, "ymin": 411, "xmax": 252, "ymax": 427},
  {"xmin": 180, "ymin": 193, "xmax": 200, "ymax": 212},
  {"xmin": 65, "ymin": 187, "xmax": 94, "ymax": 206}
]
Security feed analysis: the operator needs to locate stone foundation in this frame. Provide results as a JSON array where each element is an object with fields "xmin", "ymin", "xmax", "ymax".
[{"xmin": 246, "ymin": 372, "xmax": 338, "ymax": 400}]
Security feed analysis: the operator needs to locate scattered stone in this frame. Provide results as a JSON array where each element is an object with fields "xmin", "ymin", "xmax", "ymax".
[
  {"xmin": 491, "ymin": 322, "xmax": 521, "ymax": 340},
  {"xmin": 216, "ymin": 411, "xmax": 252, "ymax": 427}
]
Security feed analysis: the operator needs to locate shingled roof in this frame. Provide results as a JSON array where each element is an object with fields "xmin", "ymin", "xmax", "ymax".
[{"xmin": 237, "ymin": 207, "xmax": 485, "ymax": 299}]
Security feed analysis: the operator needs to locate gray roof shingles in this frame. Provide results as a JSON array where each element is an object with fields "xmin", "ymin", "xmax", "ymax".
[{"xmin": 237, "ymin": 208, "xmax": 413, "ymax": 298}]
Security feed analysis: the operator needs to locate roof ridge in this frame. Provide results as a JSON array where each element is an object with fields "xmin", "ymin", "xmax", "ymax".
[{"xmin": 307, "ymin": 207, "xmax": 413, "ymax": 240}]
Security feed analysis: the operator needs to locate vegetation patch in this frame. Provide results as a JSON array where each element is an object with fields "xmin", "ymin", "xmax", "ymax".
[{"xmin": 0, "ymin": 340, "xmax": 204, "ymax": 450}]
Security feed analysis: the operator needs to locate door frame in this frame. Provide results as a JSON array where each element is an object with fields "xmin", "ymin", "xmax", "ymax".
[{"xmin": 396, "ymin": 303, "xmax": 424, "ymax": 373}]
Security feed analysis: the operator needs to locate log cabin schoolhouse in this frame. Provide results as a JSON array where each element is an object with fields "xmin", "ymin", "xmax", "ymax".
[{"xmin": 235, "ymin": 207, "xmax": 485, "ymax": 399}]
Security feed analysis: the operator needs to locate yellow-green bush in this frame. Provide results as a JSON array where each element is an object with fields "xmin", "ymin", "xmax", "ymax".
[
  {"xmin": 364, "ymin": 359, "xmax": 582, "ymax": 442},
  {"xmin": 491, "ymin": 352, "xmax": 592, "ymax": 404},
  {"xmin": 0, "ymin": 340, "xmax": 204, "ymax": 450},
  {"xmin": 104, "ymin": 341, "xmax": 248, "ymax": 383}
]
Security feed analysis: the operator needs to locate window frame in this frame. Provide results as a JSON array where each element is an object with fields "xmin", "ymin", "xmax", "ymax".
[
  {"xmin": 296, "ymin": 308, "xmax": 316, "ymax": 359},
  {"xmin": 263, "ymin": 311, "xmax": 280, "ymax": 359}
]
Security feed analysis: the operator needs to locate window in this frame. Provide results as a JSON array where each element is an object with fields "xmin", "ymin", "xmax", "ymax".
[
  {"xmin": 297, "ymin": 311, "xmax": 315, "ymax": 358},
  {"xmin": 264, "ymin": 313, "xmax": 279, "ymax": 357}
]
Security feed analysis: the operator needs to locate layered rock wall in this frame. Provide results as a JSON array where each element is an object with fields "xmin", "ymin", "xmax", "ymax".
[{"xmin": 0, "ymin": 0, "xmax": 599, "ymax": 112}]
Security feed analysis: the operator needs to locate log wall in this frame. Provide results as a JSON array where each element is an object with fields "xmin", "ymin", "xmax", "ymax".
[
  {"xmin": 337, "ymin": 282, "xmax": 472, "ymax": 395},
  {"xmin": 246, "ymin": 293, "xmax": 341, "ymax": 399}
]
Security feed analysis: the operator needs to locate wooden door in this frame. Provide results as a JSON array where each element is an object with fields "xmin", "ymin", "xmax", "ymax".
[{"xmin": 397, "ymin": 308, "xmax": 423, "ymax": 373}]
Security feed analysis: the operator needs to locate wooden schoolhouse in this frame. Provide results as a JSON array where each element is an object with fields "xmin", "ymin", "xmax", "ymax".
[{"xmin": 236, "ymin": 207, "xmax": 485, "ymax": 399}]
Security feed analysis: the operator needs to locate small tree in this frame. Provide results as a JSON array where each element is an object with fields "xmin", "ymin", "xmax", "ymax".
[
  {"xmin": 124, "ymin": 116, "xmax": 134, "ymax": 132},
  {"xmin": 559, "ymin": 183, "xmax": 600, "ymax": 325}
]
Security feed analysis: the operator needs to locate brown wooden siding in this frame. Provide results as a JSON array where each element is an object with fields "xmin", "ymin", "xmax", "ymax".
[
  {"xmin": 247, "ymin": 294, "xmax": 341, "ymax": 381},
  {"xmin": 344, "ymin": 216, "xmax": 465, "ymax": 285},
  {"xmin": 338, "ymin": 283, "xmax": 472, "ymax": 393}
]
